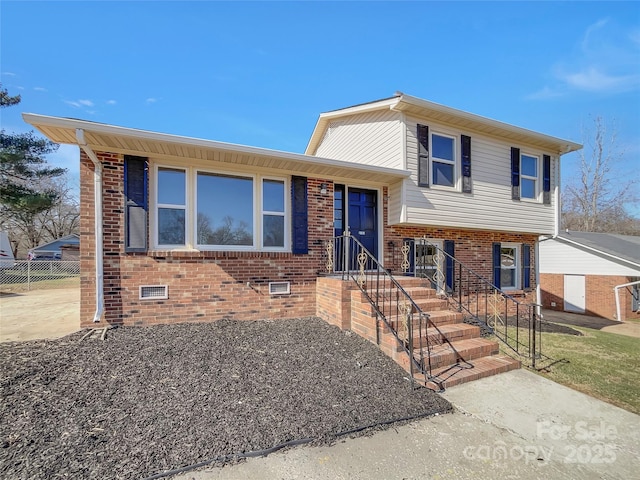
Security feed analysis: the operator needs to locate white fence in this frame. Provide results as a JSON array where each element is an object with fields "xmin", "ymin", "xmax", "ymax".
[{"xmin": 0, "ymin": 260, "xmax": 80, "ymax": 292}]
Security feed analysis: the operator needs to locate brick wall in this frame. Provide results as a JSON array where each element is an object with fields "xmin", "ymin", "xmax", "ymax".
[
  {"xmin": 80, "ymin": 150, "xmax": 332, "ymax": 328},
  {"xmin": 541, "ymin": 272, "xmax": 639, "ymax": 321},
  {"xmin": 81, "ymin": 155, "xmax": 542, "ymax": 328},
  {"xmin": 383, "ymin": 224, "xmax": 538, "ymax": 290}
]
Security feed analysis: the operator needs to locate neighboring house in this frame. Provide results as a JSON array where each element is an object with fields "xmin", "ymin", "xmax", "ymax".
[
  {"xmin": 22, "ymin": 93, "xmax": 581, "ymax": 330},
  {"xmin": 539, "ymin": 231, "xmax": 640, "ymax": 321},
  {"xmin": 30, "ymin": 234, "xmax": 80, "ymax": 260}
]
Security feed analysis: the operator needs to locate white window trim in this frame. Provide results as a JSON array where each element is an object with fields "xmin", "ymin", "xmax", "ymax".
[
  {"xmin": 195, "ymin": 169, "xmax": 257, "ymax": 251},
  {"xmin": 414, "ymin": 238, "xmax": 443, "ymax": 278},
  {"xmin": 430, "ymin": 131, "xmax": 459, "ymax": 191},
  {"xmin": 155, "ymin": 166, "xmax": 188, "ymax": 249},
  {"xmin": 520, "ymin": 152, "xmax": 540, "ymax": 202},
  {"xmin": 260, "ymin": 176, "xmax": 291, "ymax": 252},
  {"xmin": 151, "ymin": 164, "xmax": 290, "ymax": 252},
  {"xmin": 500, "ymin": 242, "xmax": 520, "ymax": 291}
]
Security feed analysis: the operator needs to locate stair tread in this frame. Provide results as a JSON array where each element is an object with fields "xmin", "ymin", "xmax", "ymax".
[
  {"xmin": 423, "ymin": 354, "xmax": 521, "ymax": 389},
  {"xmin": 425, "ymin": 337, "xmax": 498, "ymax": 356}
]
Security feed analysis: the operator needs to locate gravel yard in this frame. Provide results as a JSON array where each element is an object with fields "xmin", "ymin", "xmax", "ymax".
[{"xmin": 1, "ymin": 317, "xmax": 451, "ymax": 479}]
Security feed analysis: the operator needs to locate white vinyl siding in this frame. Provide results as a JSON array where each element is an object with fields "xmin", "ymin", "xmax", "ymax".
[
  {"xmin": 400, "ymin": 115, "xmax": 558, "ymax": 234},
  {"xmin": 539, "ymin": 240, "xmax": 640, "ymax": 276},
  {"xmin": 314, "ymin": 110, "xmax": 404, "ymax": 169}
]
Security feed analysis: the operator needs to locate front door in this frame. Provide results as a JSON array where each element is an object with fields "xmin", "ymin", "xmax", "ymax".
[{"xmin": 348, "ymin": 188, "xmax": 378, "ymax": 260}]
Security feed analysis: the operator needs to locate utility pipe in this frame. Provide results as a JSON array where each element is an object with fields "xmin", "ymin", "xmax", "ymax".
[
  {"xmin": 76, "ymin": 129, "xmax": 104, "ymax": 323},
  {"xmin": 614, "ymin": 280, "xmax": 640, "ymax": 323}
]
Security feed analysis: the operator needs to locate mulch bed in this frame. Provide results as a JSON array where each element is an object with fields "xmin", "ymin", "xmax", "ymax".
[{"xmin": 0, "ymin": 317, "xmax": 452, "ymax": 479}]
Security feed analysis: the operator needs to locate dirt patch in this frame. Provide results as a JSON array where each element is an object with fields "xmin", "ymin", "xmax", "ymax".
[{"xmin": 0, "ymin": 318, "xmax": 452, "ymax": 479}]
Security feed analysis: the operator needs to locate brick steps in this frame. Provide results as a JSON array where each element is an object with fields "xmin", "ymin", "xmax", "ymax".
[
  {"xmin": 421, "ymin": 354, "xmax": 521, "ymax": 390},
  {"xmin": 322, "ymin": 275, "xmax": 521, "ymax": 391}
]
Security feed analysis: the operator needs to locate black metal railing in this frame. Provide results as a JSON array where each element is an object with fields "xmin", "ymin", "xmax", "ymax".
[
  {"xmin": 405, "ymin": 238, "xmax": 544, "ymax": 368},
  {"xmin": 320, "ymin": 233, "xmax": 460, "ymax": 387}
]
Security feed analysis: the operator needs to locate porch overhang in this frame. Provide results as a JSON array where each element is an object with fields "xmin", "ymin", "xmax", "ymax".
[{"xmin": 22, "ymin": 113, "xmax": 411, "ymax": 185}]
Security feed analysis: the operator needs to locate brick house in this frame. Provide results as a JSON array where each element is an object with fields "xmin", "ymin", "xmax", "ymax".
[
  {"xmin": 23, "ymin": 93, "xmax": 582, "ymax": 387},
  {"xmin": 22, "ymin": 92, "xmax": 583, "ymax": 327},
  {"xmin": 539, "ymin": 231, "xmax": 640, "ymax": 321}
]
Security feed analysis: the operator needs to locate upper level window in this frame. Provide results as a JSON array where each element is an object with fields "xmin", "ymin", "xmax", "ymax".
[
  {"xmin": 418, "ymin": 125, "xmax": 468, "ymax": 190},
  {"xmin": 431, "ymin": 134, "xmax": 456, "ymax": 187},
  {"xmin": 520, "ymin": 154, "xmax": 538, "ymax": 199}
]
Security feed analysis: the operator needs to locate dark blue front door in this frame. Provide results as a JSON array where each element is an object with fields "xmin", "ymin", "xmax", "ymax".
[{"xmin": 348, "ymin": 188, "xmax": 378, "ymax": 259}]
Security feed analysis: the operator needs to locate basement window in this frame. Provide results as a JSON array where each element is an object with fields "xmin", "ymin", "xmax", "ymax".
[
  {"xmin": 269, "ymin": 282, "xmax": 290, "ymax": 295},
  {"xmin": 140, "ymin": 285, "xmax": 169, "ymax": 300}
]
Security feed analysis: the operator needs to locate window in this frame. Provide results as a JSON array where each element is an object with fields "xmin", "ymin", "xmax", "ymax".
[
  {"xmin": 520, "ymin": 154, "xmax": 538, "ymax": 199},
  {"xmin": 262, "ymin": 179, "xmax": 285, "ymax": 248},
  {"xmin": 157, "ymin": 168, "xmax": 186, "ymax": 245},
  {"xmin": 492, "ymin": 242, "xmax": 530, "ymax": 291},
  {"xmin": 417, "ymin": 125, "xmax": 467, "ymax": 190},
  {"xmin": 500, "ymin": 244, "xmax": 520, "ymax": 290},
  {"xmin": 154, "ymin": 165, "xmax": 288, "ymax": 251},
  {"xmin": 431, "ymin": 133, "xmax": 456, "ymax": 187},
  {"xmin": 197, "ymin": 173, "xmax": 254, "ymax": 247},
  {"xmin": 511, "ymin": 147, "xmax": 547, "ymax": 202}
]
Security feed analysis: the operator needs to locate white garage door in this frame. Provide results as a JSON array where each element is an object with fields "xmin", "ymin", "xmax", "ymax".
[{"xmin": 564, "ymin": 275, "xmax": 586, "ymax": 313}]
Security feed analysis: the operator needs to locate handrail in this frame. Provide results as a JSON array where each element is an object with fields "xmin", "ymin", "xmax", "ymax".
[
  {"xmin": 321, "ymin": 232, "xmax": 462, "ymax": 387},
  {"xmin": 404, "ymin": 238, "xmax": 544, "ymax": 369}
]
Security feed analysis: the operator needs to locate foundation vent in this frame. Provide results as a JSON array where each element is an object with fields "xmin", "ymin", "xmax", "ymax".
[
  {"xmin": 269, "ymin": 282, "xmax": 290, "ymax": 295},
  {"xmin": 140, "ymin": 285, "xmax": 168, "ymax": 300}
]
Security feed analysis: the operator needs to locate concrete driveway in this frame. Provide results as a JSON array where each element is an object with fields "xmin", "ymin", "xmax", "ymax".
[
  {"xmin": 0, "ymin": 287, "xmax": 80, "ymax": 342},
  {"xmin": 173, "ymin": 369, "xmax": 640, "ymax": 480},
  {"xmin": 542, "ymin": 309, "xmax": 640, "ymax": 338}
]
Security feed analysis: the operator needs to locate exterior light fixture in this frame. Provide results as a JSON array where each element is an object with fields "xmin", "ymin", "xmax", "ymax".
[{"xmin": 320, "ymin": 183, "xmax": 328, "ymax": 194}]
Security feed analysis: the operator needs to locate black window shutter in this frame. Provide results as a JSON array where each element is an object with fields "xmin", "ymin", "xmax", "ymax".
[
  {"xmin": 124, "ymin": 155, "xmax": 148, "ymax": 252},
  {"xmin": 522, "ymin": 244, "xmax": 531, "ymax": 289},
  {"xmin": 492, "ymin": 242, "xmax": 501, "ymax": 289},
  {"xmin": 291, "ymin": 176, "xmax": 308, "ymax": 254},
  {"xmin": 511, "ymin": 147, "xmax": 520, "ymax": 200},
  {"xmin": 417, "ymin": 124, "xmax": 429, "ymax": 187},
  {"xmin": 543, "ymin": 155, "xmax": 551, "ymax": 205},
  {"xmin": 461, "ymin": 135, "xmax": 472, "ymax": 193},
  {"xmin": 444, "ymin": 240, "xmax": 455, "ymax": 291}
]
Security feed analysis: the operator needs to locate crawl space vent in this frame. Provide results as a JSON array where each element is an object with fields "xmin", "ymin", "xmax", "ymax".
[
  {"xmin": 269, "ymin": 282, "xmax": 290, "ymax": 295},
  {"xmin": 139, "ymin": 285, "xmax": 168, "ymax": 300}
]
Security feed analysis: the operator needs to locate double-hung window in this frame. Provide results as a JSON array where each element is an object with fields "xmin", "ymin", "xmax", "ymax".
[
  {"xmin": 520, "ymin": 154, "xmax": 539, "ymax": 200},
  {"xmin": 157, "ymin": 167, "xmax": 187, "ymax": 246},
  {"xmin": 431, "ymin": 133, "xmax": 456, "ymax": 188},
  {"xmin": 500, "ymin": 243, "xmax": 520, "ymax": 290},
  {"xmin": 155, "ymin": 166, "xmax": 288, "ymax": 251},
  {"xmin": 262, "ymin": 179, "xmax": 286, "ymax": 248}
]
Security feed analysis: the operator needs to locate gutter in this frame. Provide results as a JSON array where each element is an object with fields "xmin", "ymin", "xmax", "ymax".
[
  {"xmin": 76, "ymin": 129, "xmax": 104, "ymax": 323},
  {"xmin": 614, "ymin": 280, "xmax": 640, "ymax": 322}
]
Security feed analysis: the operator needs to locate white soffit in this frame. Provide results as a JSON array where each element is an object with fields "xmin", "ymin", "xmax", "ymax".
[{"xmin": 22, "ymin": 113, "xmax": 410, "ymax": 184}]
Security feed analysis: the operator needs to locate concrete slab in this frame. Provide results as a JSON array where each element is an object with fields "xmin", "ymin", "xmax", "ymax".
[
  {"xmin": 170, "ymin": 370, "xmax": 639, "ymax": 480},
  {"xmin": 0, "ymin": 287, "xmax": 80, "ymax": 342}
]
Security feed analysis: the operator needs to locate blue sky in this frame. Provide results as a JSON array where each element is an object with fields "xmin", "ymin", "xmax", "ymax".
[{"xmin": 1, "ymin": 1, "xmax": 639, "ymax": 213}]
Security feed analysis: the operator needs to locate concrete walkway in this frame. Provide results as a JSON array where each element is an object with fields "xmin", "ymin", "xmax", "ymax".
[{"xmin": 173, "ymin": 369, "xmax": 639, "ymax": 480}]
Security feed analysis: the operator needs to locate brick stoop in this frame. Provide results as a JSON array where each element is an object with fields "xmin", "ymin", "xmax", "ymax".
[{"xmin": 334, "ymin": 275, "xmax": 522, "ymax": 391}]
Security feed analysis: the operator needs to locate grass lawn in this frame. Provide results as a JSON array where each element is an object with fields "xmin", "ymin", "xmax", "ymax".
[{"xmin": 535, "ymin": 327, "xmax": 640, "ymax": 415}]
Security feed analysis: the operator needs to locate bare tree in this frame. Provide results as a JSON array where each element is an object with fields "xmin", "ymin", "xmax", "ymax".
[
  {"xmin": 0, "ymin": 173, "xmax": 79, "ymax": 257},
  {"xmin": 562, "ymin": 116, "xmax": 639, "ymax": 234}
]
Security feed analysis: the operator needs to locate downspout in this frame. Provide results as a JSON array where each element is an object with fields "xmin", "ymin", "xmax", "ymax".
[
  {"xmin": 614, "ymin": 280, "xmax": 640, "ymax": 322},
  {"xmin": 76, "ymin": 129, "xmax": 104, "ymax": 323}
]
